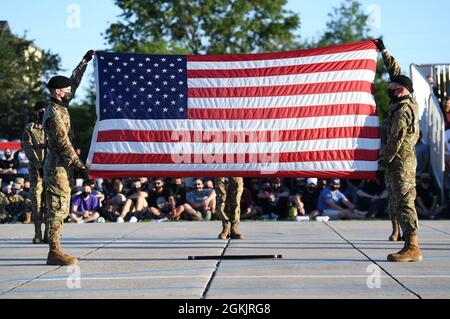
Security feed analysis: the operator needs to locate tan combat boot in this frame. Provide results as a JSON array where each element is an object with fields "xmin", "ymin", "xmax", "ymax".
[
  {"xmin": 387, "ymin": 235, "xmax": 423, "ymax": 262},
  {"xmin": 218, "ymin": 223, "xmax": 230, "ymax": 240},
  {"xmin": 24, "ymin": 212, "xmax": 32, "ymax": 224},
  {"xmin": 230, "ymin": 223, "xmax": 244, "ymax": 240},
  {"xmin": 46, "ymin": 241, "xmax": 79, "ymax": 266},
  {"xmin": 389, "ymin": 219, "xmax": 401, "ymax": 241},
  {"xmin": 32, "ymin": 221, "xmax": 43, "ymax": 244}
]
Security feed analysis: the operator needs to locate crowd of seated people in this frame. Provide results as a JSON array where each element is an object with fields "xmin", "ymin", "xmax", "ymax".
[{"xmin": 1, "ymin": 147, "xmax": 449, "ymax": 223}]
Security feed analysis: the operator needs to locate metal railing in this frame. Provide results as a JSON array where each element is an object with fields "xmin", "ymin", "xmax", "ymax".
[{"xmin": 411, "ymin": 64, "xmax": 447, "ymax": 202}]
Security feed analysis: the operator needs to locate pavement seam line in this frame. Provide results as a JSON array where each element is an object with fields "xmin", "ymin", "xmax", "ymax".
[
  {"xmin": 324, "ymin": 222, "xmax": 423, "ymax": 299},
  {"xmin": 419, "ymin": 223, "xmax": 450, "ymax": 236},
  {"xmin": 78, "ymin": 224, "xmax": 148, "ymax": 260},
  {"xmin": 0, "ymin": 224, "xmax": 147, "ymax": 296},
  {"xmin": 201, "ymin": 238, "xmax": 230, "ymax": 299}
]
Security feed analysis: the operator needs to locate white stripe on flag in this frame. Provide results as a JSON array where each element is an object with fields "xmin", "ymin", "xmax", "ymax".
[
  {"xmin": 188, "ymin": 69, "xmax": 376, "ymax": 88},
  {"xmin": 188, "ymin": 92, "xmax": 375, "ymax": 109},
  {"xmin": 96, "ymin": 115, "xmax": 379, "ymax": 132},
  {"xmin": 93, "ymin": 138, "xmax": 381, "ymax": 155},
  {"xmin": 89, "ymin": 161, "xmax": 378, "ymax": 172},
  {"xmin": 187, "ymin": 50, "xmax": 377, "ymax": 70}
]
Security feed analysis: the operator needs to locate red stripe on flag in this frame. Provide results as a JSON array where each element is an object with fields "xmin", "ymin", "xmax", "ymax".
[
  {"xmin": 187, "ymin": 40, "xmax": 377, "ymax": 62},
  {"xmin": 96, "ymin": 126, "xmax": 380, "ymax": 143},
  {"xmin": 92, "ymin": 150, "xmax": 379, "ymax": 165},
  {"xmin": 188, "ymin": 81, "xmax": 374, "ymax": 98},
  {"xmin": 88, "ymin": 170, "xmax": 377, "ymax": 180},
  {"xmin": 187, "ymin": 59, "xmax": 376, "ymax": 78},
  {"xmin": 188, "ymin": 104, "xmax": 377, "ymax": 120}
]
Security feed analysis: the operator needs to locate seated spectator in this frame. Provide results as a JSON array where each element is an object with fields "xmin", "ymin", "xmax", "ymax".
[
  {"xmin": 101, "ymin": 179, "xmax": 127, "ymax": 222},
  {"xmin": 317, "ymin": 179, "xmax": 367, "ymax": 220},
  {"xmin": 204, "ymin": 179, "xmax": 215, "ymax": 190},
  {"xmin": 416, "ymin": 172, "xmax": 441, "ymax": 219},
  {"xmin": 340, "ymin": 179, "xmax": 359, "ymax": 204},
  {"xmin": 291, "ymin": 178, "xmax": 320, "ymax": 219},
  {"xmin": 139, "ymin": 177, "xmax": 151, "ymax": 192},
  {"xmin": 0, "ymin": 187, "xmax": 9, "ymax": 224},
  {"xmin": 182, "ymin": 178, "xmax": 216, "ymax": 221},
  {"xmin": 169, "ymin": 178, "xmax": 187, "ymax": 220},
  {"xmin": 356, "ymin": 179, "xmax": 388, "ymax": 218},
  {"xmin": 240, "ymin": 187, "xmax": 257, "ymax": 219},
  {"xmin": 70, "ymin": 183, "xmax": 101, "ymax": 223},
  {"xmin": 86, "ymin": 179, "xmax": 105, "ymax": 206},
  {"xmin": 13, "ymin": 149, "xmax": 29, "ymax": 179},
  {"xmin": 250, "ymin": 178, "xmax": 261, "ymax": 203},
  {"xmin": 317, "ymin": 178, "xmax": 328, "ymax": 192},
  {"xmin": 147, "ymin": 178, "xmax": 180, "ymax": 220},
  {"xmin": 257, "ymin": 178, "xmax": 290, "ymax": 219},
  {"xmin": 116, "ymin": 179, "xmax": 149, "ymax": 223},
  {"xmin": 4, "ymin": 183, "xmax": 31, "ymax": 224},
  {"xmin": 0, "ymin": 149, "xmax": 17, "ymax": 186}
]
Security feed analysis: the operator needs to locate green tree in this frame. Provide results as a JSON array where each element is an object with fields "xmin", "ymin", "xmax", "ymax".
[
  {"xmin": 0, "ymin": 28, "xmax": 61, "ymax": 140},
  {"xmin": 317, "ymin": 0, "xmax": 371, "ymax": 47},
  {"xmin": 314, "ymin": 0, "xmax": 389, "ymax": 119},
  {"xmin": 105, "ymin": 0, "xmax": 300, "ymax": 54}
]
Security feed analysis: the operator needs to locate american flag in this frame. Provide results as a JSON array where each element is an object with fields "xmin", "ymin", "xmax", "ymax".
[{"xmin": 87, "ymin": 40, "xmax": 380, "ymax": 179}]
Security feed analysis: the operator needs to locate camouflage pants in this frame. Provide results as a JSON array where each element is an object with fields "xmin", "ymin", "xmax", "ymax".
[
  {"xmin": 215, "ymin": 177, "xmax": 244, "ymax": 225},
  {"xmin": 385, "ymin": 161, "xmax": 419, "ymax": 236},
  {"xmin": 29, "ymin": 168, "xmax": 45, "ymax": 224},
  {"xmin": 45, "ymin": 166, "xmax": 71, "ymax": 244}
]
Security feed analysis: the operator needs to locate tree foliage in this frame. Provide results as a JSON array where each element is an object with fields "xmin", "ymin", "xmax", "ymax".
[
  {"xmin": 0, "ymin": 29, "xmax": 61, "ymax": 140},
  {"xmin": 104, "ymin": 0, "xmax": 300, "ymax": 54},
  {"xmin": 314, "ymin": 0, "xmax": 389, "ymax": 119}
]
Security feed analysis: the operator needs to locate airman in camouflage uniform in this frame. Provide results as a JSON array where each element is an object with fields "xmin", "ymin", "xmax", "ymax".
[
  {"xmin": 7, "ymin": 183, "xmax": 32, "ymax": 223},
  {"xmin": 216, "ymin": 177, "xmax": 245, "ymax": 240},
  {"xmin": 43, "ymin": 50, "xmax": 94, "ymax": 266},
  {"xmin": 22, "ymin": 101, "xmax": 47, "ymax": 244},
  {"xmin": 376, "ymin": 39, "xmax": 422, "ymax": 262},
  {"xmin": 0, "ymin": 189, "xmax": 10, "ymax": 223}
]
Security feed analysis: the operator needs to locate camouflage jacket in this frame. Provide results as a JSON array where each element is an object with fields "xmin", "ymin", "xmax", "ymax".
[
  {"xmin": 5, "ymin": 193, "xmax": 31, "ymax": 214},
  {"xmin": 380, "ymin": 51, "xmax": 419, "ymax": 164},
  {"xmin": 0, "ymin": 192, "xmax": 9, "ymax": 213},
  {"xmin": 43, "ymin": 58, "xmax": 88, "ymax": 170},
  {"xmin": 22, "ymin": 122, "xmax": 46, "ymax": 170}
]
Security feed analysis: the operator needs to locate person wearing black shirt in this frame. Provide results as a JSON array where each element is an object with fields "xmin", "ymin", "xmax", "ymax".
[
  {"xmin": 257, "ymin": 178, "xmax": 290, "ymax": 219},
  {"xmin": 147, "ymin": 178, "xmax": 180, "ymax": 220},
  {"xmin": 169, "ymin": 178, "xmax": 187, "ymax": 220},
  {"xmin": 0, "ymin": 149, "xmax": 17, "ymax": 185},
  {"xmin": 292, "ymin": 178, "xmax": 320, "ymax": 218}
]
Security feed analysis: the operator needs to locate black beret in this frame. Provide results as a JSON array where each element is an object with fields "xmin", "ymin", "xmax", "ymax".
[
  {"xmin": 390, "ymin": 75, "xmax": 414, "ymax": 93},
  {"xmin": 34, "ymin": 101, "xmax": 46, "ymax": 111},
  {"xmin": 48, "ymin": 76, "xmax": 72, "ymax": 89}
]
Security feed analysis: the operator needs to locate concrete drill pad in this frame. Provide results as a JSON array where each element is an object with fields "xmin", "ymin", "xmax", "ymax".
[{"xmin": 0, "ymin": 221, "xmax": 449, "ymax": 299}]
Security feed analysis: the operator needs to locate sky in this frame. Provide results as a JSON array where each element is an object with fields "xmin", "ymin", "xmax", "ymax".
[{"xmin": 1, "ymin": 0, "xmax": 450, "ymax": 102}]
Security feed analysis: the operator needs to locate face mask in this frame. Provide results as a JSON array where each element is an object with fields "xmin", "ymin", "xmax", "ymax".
[
  {"xmin": 133, "ymin": 187, "xmax": 141, "ymax": 192},
  {"xmin": 5, "ymin": 153, "xmax": 11, "ymax": 159},
  {"xmin": 38, "ymin": 112, "xmax": 44, "ymax": 123},
  {"xmin": 388, "ymin": 88, "xmax": 398, "ymax": 100},
  {"xmin": 82, "ymin": 191, "xmax": 91, "ymax": 198},
  {"xmin": 331, "ymin": 186, "xmax": 339, "ymax": 191},
  {"xmin": 61, "ymin": 91, "xmax": 73, "ymax": 106}
]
